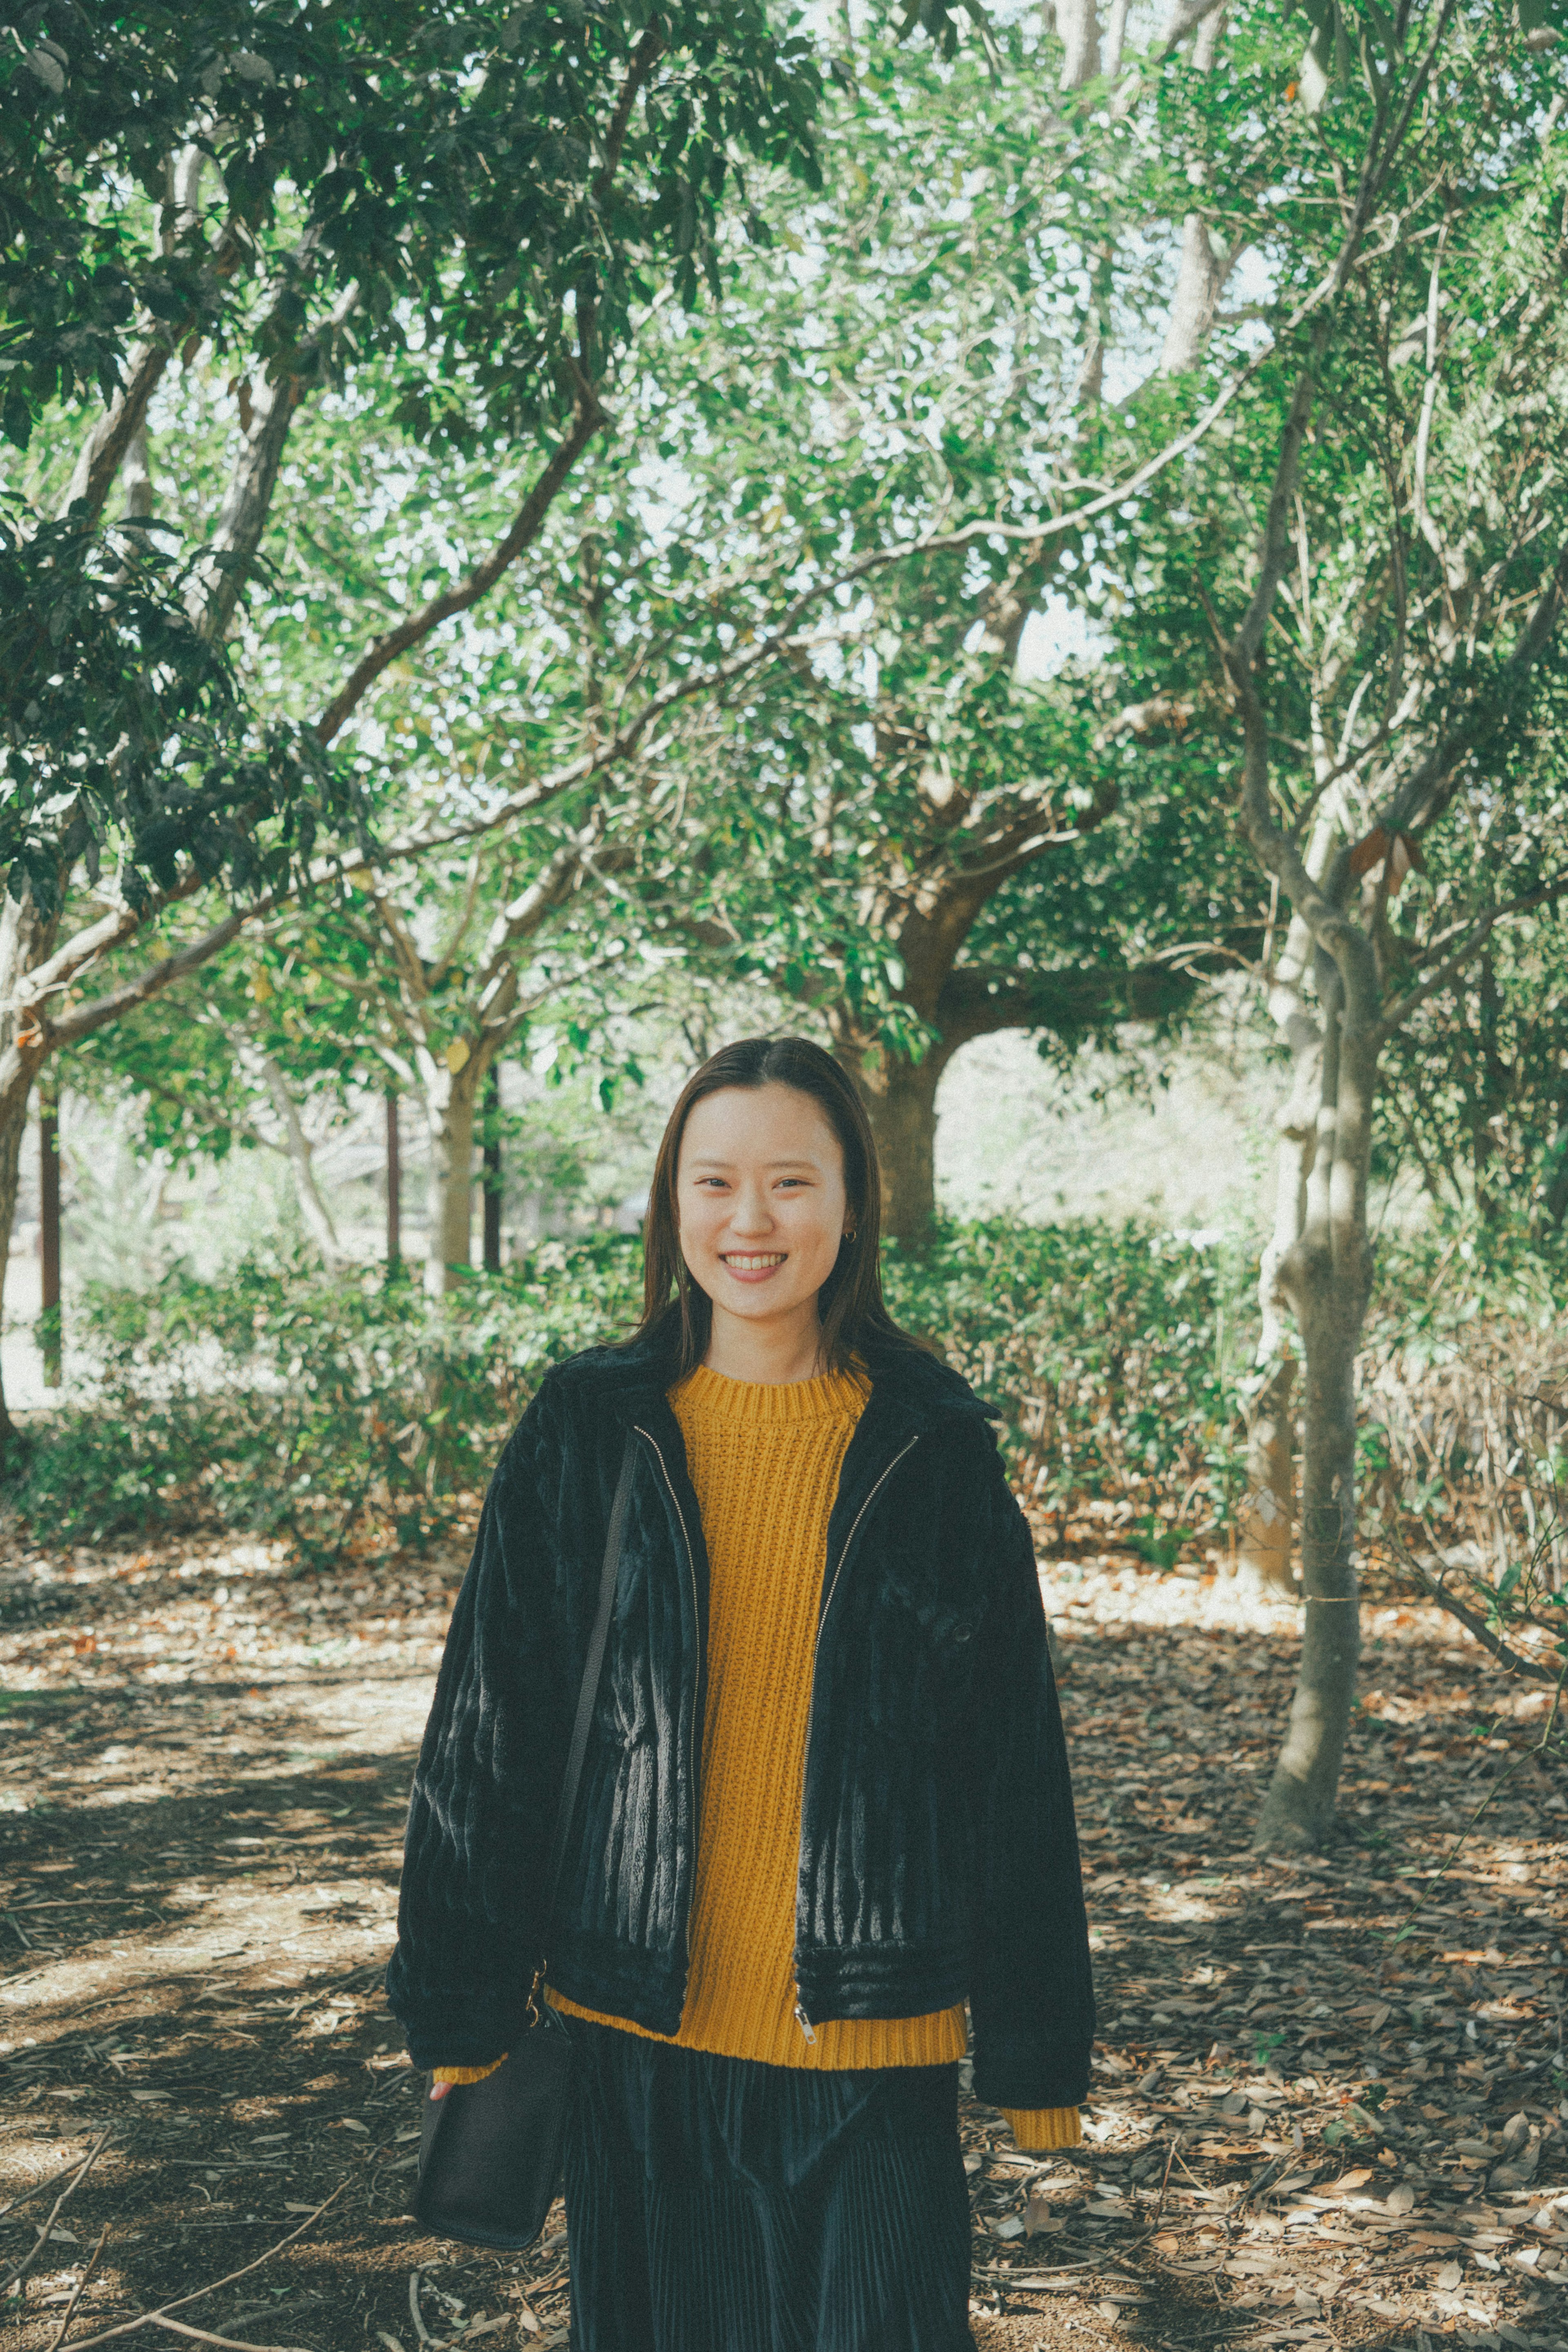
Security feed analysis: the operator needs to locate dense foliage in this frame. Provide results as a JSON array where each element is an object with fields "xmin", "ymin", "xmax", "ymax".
[
  {"xmin": 15, "ymin": 1220, "xmax": 1254, "ymax": 1565},
  {"xmin": 18, "ymin": 1213, "xmax": 1563, "ymax": 1679}
]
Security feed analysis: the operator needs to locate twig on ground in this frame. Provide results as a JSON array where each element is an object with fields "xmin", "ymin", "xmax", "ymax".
[
  {"xmin": 1102, "ymin": 2229, "xmax": 1160, "ymax": 2274},
  {"xmin": 407, "ymin": 2271, "xmax": 445, "ymax": 2350},
  {"xmin": 1147, "ymin": 2328, "xmax": 1252, "ymax": 2348},
  {"xmin": 1239, "ymin": 2153, "xmax": 1290, "ymax": 2211},
  {"xmin": 42, "ymin": 2182, "xmax": 346, "ymax": 2351},
  {"xmin": 979, "ymin": 2266, "xmax": 1099, "ymax": 2288},
  {"xmin": 151, "ymin": 2325, "xmax": 313, "ymax": 2352},
  {"xmin": 47, "ymin": 2221, "xmax": 108, "ymax": 2352},
  {"xmin": 1, "ymin": 2128, "xmax": 112, "ymax": 2296},
  {"xmin": 1154, "ymin": 2133, "xmax": 1180, "ymax": 2223}
]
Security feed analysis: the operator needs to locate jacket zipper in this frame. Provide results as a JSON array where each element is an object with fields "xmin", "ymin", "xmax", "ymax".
[
  {"xmin": 633, "ymin": 1425, "xmax": 702, "ymax": 1971},
  {"xmin": 793, "ymin": 1432, "xmax": 920, "ymax": 2038}
]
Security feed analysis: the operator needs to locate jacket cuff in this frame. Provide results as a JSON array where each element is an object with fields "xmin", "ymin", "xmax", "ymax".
[
  {"xmin": 431, "ymin": 2055, "xmax": 509, "ymax": 2085},
  {"xmin": 971, "ymin": 2033, "xmax": 1091, "ymax": 2113},
  {"xmin": 1001, "ymin": 2105, "xmax": 1081, "ymax": 2151}
]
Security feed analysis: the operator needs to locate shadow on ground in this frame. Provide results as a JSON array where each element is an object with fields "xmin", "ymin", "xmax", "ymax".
[{"xmin": 0, "ymin": 1536, "xmax": 1562, "ymax": 2350}]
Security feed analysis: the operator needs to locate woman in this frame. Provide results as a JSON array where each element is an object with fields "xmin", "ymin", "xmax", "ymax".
[{"xmin": 386, "ymin": 1035, "xmax": 1094, "ymax": 2352}]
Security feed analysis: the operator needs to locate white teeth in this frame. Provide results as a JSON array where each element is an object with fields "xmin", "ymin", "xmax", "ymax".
[{"xmin": 724, "ymin": 1254, "xmax": 785, "ymax": 1270}]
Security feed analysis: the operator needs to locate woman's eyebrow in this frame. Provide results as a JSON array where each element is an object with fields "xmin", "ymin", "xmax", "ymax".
[{"xmin": 686, "ymin": 1156, "xmax": 821, "ymax": 1170}]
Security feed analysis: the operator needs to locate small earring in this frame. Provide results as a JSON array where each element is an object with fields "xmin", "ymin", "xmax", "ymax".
[{"xmin": 843, "ymin": 1223, "xmax": 857, "ymax": 1243}]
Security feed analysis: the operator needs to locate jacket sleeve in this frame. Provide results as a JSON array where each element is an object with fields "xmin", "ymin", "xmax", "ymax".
[
  {"xmin": 962, "ymin": 1444, "xmax": 1095, "ymax": 2112},
  {"xmin": 384, "ymin": 1401, "xmax": 568, "ymax": 2071}
]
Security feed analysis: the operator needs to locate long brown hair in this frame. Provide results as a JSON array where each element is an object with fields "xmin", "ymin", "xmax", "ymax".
[{"xmin": 633, "ymin": 1035, "xmax": 923, "ymax": 1377}]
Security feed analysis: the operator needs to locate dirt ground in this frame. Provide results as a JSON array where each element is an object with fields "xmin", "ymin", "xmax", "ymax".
[{"xmin": 0, "ymin": 1522, "xmax": 1562, "ymax": 2352}]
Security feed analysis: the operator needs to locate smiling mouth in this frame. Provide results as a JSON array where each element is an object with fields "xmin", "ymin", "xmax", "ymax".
[{"xmin": 721, "ymin": 1253, "xmax": 787, "ymax": 1271}]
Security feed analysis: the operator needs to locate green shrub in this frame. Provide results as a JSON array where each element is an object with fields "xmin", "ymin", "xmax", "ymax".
[
  {"xmin": 881, "ymin": 1219, "xmax": 1252, "ymax": 1536},
  {"xmin": 13, "ymin": 1219, "xmax": 1253, "ymax": 1566},
  {"xmin": 15, "ymin": 1238, "xmax": 645, "ymax": 1568}
]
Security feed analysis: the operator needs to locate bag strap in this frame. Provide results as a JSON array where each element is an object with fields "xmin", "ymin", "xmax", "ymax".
[{"xmin": 543, "ymin": 1432, "xmax": 635, "ymax": 1933}]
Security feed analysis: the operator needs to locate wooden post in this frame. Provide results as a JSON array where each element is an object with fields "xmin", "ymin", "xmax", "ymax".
[
  {"xmin": 482, "ymin": 1065, "xmax": 502, "ymax": 1274},
  {"xmin": 39, "ymin": 1075, "xmax": 61, "ymax": 1388},
  {"xmin": 386, "ymin": 1090, "xmax": 401, "ymax": 1274}
]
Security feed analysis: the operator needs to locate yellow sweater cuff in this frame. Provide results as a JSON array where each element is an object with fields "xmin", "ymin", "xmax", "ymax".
[
  {"xmin": 430, "ymin": 2055, "xmax": 508, "ymax": 2085},
  {"xmin": 1000, "ymin": 2105, "xmax": 1082, "ymax": 2150}
]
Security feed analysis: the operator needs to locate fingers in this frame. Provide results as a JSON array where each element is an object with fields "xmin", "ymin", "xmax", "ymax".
[{"xmin": 429, "ymin": 2080, "xmax": 452, "ymax": 2100}]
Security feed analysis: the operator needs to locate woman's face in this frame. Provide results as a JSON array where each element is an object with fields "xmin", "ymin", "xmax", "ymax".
[{"xmin": 675, "ymin": 1083, "xmax": 850, "ymax": 1336}]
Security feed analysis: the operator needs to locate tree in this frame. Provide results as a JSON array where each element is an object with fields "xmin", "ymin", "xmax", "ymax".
[
  {"xmin": 645, "ymin": 0, "xmax": 1298, "ymax": 1236},
  {"xmin": 343, "ymin": 9, "xmax": 1270, "ymax": 1239},
  {"xmin": 1105, "ymin": 0, "xmax": 1568, "ymax": 1846},
  {"xmin": 0, "ymin": 0, "xmax": 822, "ymax": 1429}
]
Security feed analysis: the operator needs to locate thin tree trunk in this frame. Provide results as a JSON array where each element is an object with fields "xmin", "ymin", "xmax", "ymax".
[
  {"xmin": 189, "ymin": 371, "xmax": 302, "ymax": 642},
  {"xmin": 1540, "ymin": 1113, "xmax": 1568, "ymax": 1228},
  {"xmin": 0, "ymin": 881, "xmax": 67, "ymax": 1445},
  {"xmin": 1254, "ymin": 980, "xmax": 1374, "ymax": 1850},
  {"xmin": 1158, "ymin": 7, "xmax": 1234, "ymax": 376},
  {"xmin": 387, "ymin": 1092, "xmax": 402, "ymax": 1272},
  {"xmin": 423, "ymin": 1058, "xmax": 483, "ymax": 1295},
  {"xmin": 1256, "ymin": 1276, "xmax": 1363, "ymax": 1847},
  {"xmin": 1161, "ymin": 216, "xmax": 1227, "ymax": 374},
  {"xmin": 482, "ymin": 1065, "xmax": 502, "ymax": 1274},
  {"xmin": 0, "ymin": 1090, "xmax": 30, "ymax": 1448},
  {"xmin": 39, "ymin": 1074, "xmax": 61, "ymax": 1389},
  {"xmin": 256, "ymin": 1055, "xmax": 345, "ymax": 1269}
]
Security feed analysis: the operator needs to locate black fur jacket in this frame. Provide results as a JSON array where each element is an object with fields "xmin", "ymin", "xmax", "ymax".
[{"xmin": 384, "ymin": 1331, "xmax": 1096, "ymax": 2111}]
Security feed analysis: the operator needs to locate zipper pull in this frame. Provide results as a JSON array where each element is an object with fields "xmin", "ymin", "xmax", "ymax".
[{"xmin": 793, "ymin": 1998, "xmax": 817, "ymax": 2046}]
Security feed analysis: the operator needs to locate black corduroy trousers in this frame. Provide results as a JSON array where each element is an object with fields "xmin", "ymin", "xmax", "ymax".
[{"xmin": 560, "ymin": 2014, "xmax": 978, "ymax": 2352}]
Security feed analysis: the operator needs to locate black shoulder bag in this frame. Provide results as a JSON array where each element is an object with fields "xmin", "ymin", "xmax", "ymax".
[{"xmin": 412, "ymin": 1434, "xmax": 635, "ymax": 2251}]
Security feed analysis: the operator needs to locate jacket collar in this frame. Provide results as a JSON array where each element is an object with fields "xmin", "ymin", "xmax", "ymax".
[{"xmin": 564, "ymin": 1324, "xmax": 996, "ymax": 1441}]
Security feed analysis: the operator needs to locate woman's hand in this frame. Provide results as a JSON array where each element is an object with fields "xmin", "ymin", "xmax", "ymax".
[{"xmin": 428, "ymin": 2055, "xmax": 508, "ymax": 2096}]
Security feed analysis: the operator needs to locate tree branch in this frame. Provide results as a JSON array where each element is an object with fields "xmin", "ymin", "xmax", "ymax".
[
  {"xmin": 594, "ymin": 21, "xmax": 666, "ymax": 203},
  {"xmin": 1372, "ymin": 874, "xmax": 1568, "ymax": 1045},
  {"xmin": 312, "ymin": 18, "xmax": 666, "ymax": 747},
  {"xmin": 46, "ymin": 904, "xmax": 266, "ymax": 1050},
  {"xmin": 60, "ymin": 342, "xmax": 176, "ymax": 528},
  {"xmin": 1401, "ymin": 1562, "xmax": 1563, "ymax": 1685},
  {"xmin": 935, "ymin": 958, "xmax": 1196, "ymax": 1048}
]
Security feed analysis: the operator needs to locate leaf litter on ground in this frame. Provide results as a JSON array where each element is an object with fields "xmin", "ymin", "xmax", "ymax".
[{"xmin": 0, "ymin": 1520, "xmax": 1561, "ymax": 2352}]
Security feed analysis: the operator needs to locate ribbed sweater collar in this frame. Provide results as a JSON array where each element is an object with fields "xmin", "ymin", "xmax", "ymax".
[
  {"xmin": 574, "ymin": 1326, "xmax": 997, "ymax": 1438},
  {"xmin": 670, "ymin": 1362, "xmax": 869, "ymax": 1426}
]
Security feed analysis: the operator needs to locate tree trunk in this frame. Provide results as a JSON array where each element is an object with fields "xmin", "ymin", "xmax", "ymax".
[
  {"xmin": 386, "ymin": 1092, "xmax": 402, "ymax": 1271},
  {"xmin": 1254, "ymin": 1267, "xmax": 1363, "ymax": 1848},
  {"xmin": 0, "ymin": 881, "xmax": 67, "ymax": 1445},
  {"xmin": 257, "ymin": 1055, "xmax": 345, "ymax": 1269},
  {"xmin": 1057, "ymin": 0, "xmax": 1101, "ymax": 86},
  {"xmin": 842, "ymin": 1039, "xmax": 951, "ymax": 1243},
  {"xmin": 423, "ymin": 1056, "xmax": 483, "ymax": 1295},
  {"xmin": 1236, "ymin": 1352, "xmax": 1295, "ymax": 1592},
  {"xmin": 482, "ymin": 1064, "xmax": 503, "ymax": 1273},
  {"xmin": 1158, "ymin": 8, "xmax": 1235, "ymax": 376},
  {"xmin": 190, "ymin": 370, "xmax": 301, "ymax": 641},
  {"xmin": 1254, "ymin": 979, "xmax": 1374, "ymax": 1851},
  {"xmin": 1161, "ymin": 216, "xmax": 1227, "ymax": 374},
  {"xmin": 1540, "ymin": 1110, "xmax": 1568, "ymax": 1228},
  {"xmin": 39, "ymin": 1073, "xmax": 62, "ymax": 1389}
]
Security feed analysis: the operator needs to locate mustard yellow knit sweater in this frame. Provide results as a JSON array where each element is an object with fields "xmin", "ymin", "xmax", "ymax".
[{"xmin": 436, "ymin": 1362, "xmax": 1080, "ymax": 2153}]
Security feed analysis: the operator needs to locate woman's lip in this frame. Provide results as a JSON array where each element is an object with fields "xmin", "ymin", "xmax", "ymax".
[{"xmin": 719, "ymin": 1253, "xmax": 787, "ymax": 1283}]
